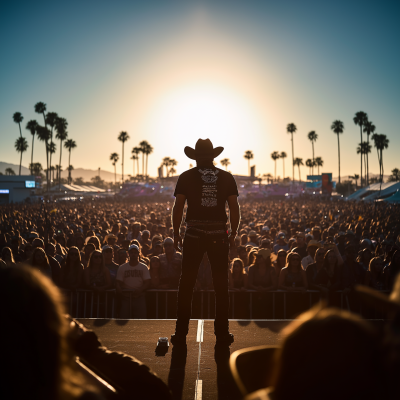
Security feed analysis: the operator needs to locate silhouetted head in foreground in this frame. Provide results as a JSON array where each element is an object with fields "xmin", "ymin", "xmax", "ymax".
[
  {"xmin": 271, "ymin": 307, "xmax": 381, "ymax": 400},
  {"xmin": 0, "ymin": 266, "xmax": 87, "ymax": 400}
]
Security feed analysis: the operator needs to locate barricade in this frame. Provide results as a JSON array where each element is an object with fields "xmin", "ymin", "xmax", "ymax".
[{"xmin": 62, "ymin": 289, "xmax": 389, "ymax": 320}]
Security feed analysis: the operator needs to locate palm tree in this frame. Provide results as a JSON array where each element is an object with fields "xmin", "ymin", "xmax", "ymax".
[
  {"xmin": 30, "ymin": 163, "xmax": 42, "ymax": 176},
  {"xmin": 67, "ymin": 165, "xmax": 74, "ymax": 184},
  {"xmin": 263, "ymin": 173, "xmax": 273, "ymax": 184},
  {"xmin": 280, "ymin": 152, "xmax": 287, "ymax": 179},
  {"xmin": 363, "ymin": 120, "xmax": 375, "ymax": 186},
  {"xmin": 306, "ymin": 159, "xmax": 313, "ymax": 175},
  {"xmin": 139, "ymin": 140, "xmax": 149, "ymax": 177},
  {"xmin": 307, "ymin": 131, "xmax": 318, "ymax": 175},
  {"xmin": 330, "ymin": 120, "xmax": 344, "ymax": 183},
  {"xmin": 13, "ymin": 112, "xmax": 23, "ymax": 138},
  {"xmin": 350, "ymin": 174, "xmax": 360, "ymax": 189},
  {"xmin": 220, "ymin": 158, "xmax": 230, "ymax": 170},
  {"xmin": 244, "ymin": 150, "xmax": 254, "ymax": 176},
  {"xmin": 55, "ymin": 165, "xmax": 62, "ymax": 181},
  {"xmin": 25, "ymin": 120, "xmax": 38, "ymax": 175},
  {"xmin": 372, "ymin": 134, "xmax": 389, "ymax": 183},
  {"xmin": 271, "ymin": 152, "xmax": 280, "ymax": 182},
  {"xmin": 168, "ymin": 159, "xmax": 178, "ymax": 176},
  {"xmin": 45, "ymin": 112, "xmax": 59, "ymax": 174},
  {"xmin": 286, "ymin": 123, "xmax": 297, "ymax": 182},
  {"xmin": 144, "ymin": 142, "xmax": 154, "ymax": 177},
  {"xmin": 5, "ymin": 168, "xmax": 16, "ymax": 176},
  {"xmin": 391, "ymin": 168, "xmax": 400, "ymax": 182},
  {"xmin": 110, "ymin": 153, "xmax": 119, "ymax": 184},
  {"xmin": 315, "ymin": 157, "xmax": 324, "ymax": 175},
  {"xmin": 55, "ymin": 117, "xmax": 68, "ymax": 189},
  {"xmin": 130, "ymin": 154, "xmax": 138, "ymax": 176},
  {"xmin": 162, "ymin": 157, "xmax": 171, "ymax": 177},
  {"xmin": 15, "ymin": 137, "xmax": 28, "ymax": 175},
  {"xmin": 293, "ymin": 157, "xmax": 304, "ymax": 182},
  {"xmin": 47, "ymin": 142, "xmax": 57, "ymax": 185},
  {"xmin": 356, "ymin": 143, "xmax": 371, "ymax": 185},
  {"xmin": 353, "ymin": 111, "xmax": 368, "ymax": 187},
  {"xmin": 36, "ymin": 125, "xmax": 51, "ymax": 184},
  {"xmin": 117, "ymin": 132, "xmax": 130, "ymax": 183},
  {"xmin": 64, "ymin": 139, "xmax": 77, "ymax": 184},
  {"xmin": 132, "ymin": 147, "xmax": 141, "ymax": 176},
  {"xmin": 35, "ymin": 102, "xmax": 48, "ymax": 185}
]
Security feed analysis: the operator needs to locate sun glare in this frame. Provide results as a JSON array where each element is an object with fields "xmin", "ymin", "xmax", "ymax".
[{"xmin": 148, "ymin": 84, "xmax": 262, "ymax": 150}]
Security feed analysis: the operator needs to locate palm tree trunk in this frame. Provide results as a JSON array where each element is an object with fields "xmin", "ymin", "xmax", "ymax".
[
  {"xmin": 366, "ymin": 135, "xmax": 369, "ymax": 186},
  {"xmin": 114, "ymin": 164, "xmax": 117, "ymax": 184},
  {"xmin": 59, "ymin": 140, "xmax": 63, "ymax": 189},
  {"xmin": 146, "ymin": 153, "xmax": 149, "ymax": 178},
  {"xmin": 337, "ymin": 134, "xmax": 341, "ymax": 184},
  {"xmin": 298, "ymin": 166, "xmax": 301, "ymax": 182},
  {"xmin": 18, "ymin": 123, "xmax": 22, "ymax": 138},
  {"xmin": 49, "ymin": 128, "xmax": 53, "ymax": 177},
  {"xmin": 248, "ymin": 159, "xmax": 250, "ymax": 176},
  {"xmin": 312, "ymin": 142, "xmax": 314, "ymax": 175},
  {"xmin": 360, "ymin": 125, "xmax": 363, "ymax": 187},
  {"xmin": 136, "ymin": 157, "xmax": 139, "ymax": 177},
  {"xmin": 283, "ymin": 158, "xmax": 285, "ymax": 179},
  {"xmin": 19, "ymin": 151, "xmax": 22, "ymax": 175},
  {"xmin": 122, "ymin": 143, "xmax": 124, "ymax": 183},
  {"xmin": 42, "ymin": 112, "xmax": 49, "ymax": 191},
  {"xmin": 291, "ymin": 134, "xmax": 294, "ymax": 183},
  {"xmin": 68, "ymin": 150, "xmax": 71, "ymax": 184},
  {"xmin": 274, "ymin": 161, "xmax": 276, "ymax": 182},
  {"xmin": 31, "ymin": 136, "xmax": 34, "ymax": 175}
]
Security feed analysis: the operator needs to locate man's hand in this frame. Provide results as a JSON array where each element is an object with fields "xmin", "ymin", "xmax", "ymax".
[
  {"xmin": 174, "ymin": 235, "xmax": 183, "ymax": 252},
  {"xmin": 228, "ymin": 234, "xmax": 236, "ymax": 249}
]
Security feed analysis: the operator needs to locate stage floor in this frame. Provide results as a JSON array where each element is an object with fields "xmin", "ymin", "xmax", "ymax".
[{"xmin": 78, "ymin": 319, "xmax": 290, "ymax": 400}]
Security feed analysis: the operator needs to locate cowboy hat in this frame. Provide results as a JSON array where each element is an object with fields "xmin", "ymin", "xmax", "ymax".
[
  {"xmin": 355, "ymin": 273, "xmax": 400, "ymax": 313},
  {"xmin": 184, "ymin": 138, "xmax": 224, "ymax": 160}
]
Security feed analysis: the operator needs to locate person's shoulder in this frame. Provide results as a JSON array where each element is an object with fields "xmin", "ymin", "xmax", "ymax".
[
  {"xmin": 280, "ymin": 266, "xmax": 289, "ymax": 273},
  {"xmin": 137, "ymin": 261, "xmax": 149, "ymax": 270},
  {"xmin": 119, "ymin": 262, "xmax": 130, "ymax": 270},
  {"xmin": 215, "ymin": 167, "xmax": 235, "ymax": 179},
  {"xmin": 178, "ymin": 168, "xmax": 196, "ymax": 178}
]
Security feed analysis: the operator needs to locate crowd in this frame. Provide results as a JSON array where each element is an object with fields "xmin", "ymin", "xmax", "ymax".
[
  {"xmin": 2, "ymin": 197, "xmax": 400, "ymax": 399},
  {"xmin": 1, "ymin": 197, "xmax": 400, "ymax": 317}
]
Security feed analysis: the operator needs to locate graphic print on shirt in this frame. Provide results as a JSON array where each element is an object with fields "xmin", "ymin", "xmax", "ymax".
[{"xmin": 199, "ymin": 169, "xmax": 218, "ymax": 207}]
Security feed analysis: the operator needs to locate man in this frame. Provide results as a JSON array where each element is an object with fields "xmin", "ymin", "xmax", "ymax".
[
  {"xmin": 291, "ymin": 232, "xmax": 308, "ymax": 259},
  {"xmin": 116, "ymin": 244, "xmax": 151, "ymax": 319},
  {"xmin": 117, "ymin": 248, "xmax": 128, "ymax": 266},
  {"xmin": 159, "ymin": 237, "xmax": 182, "ymax": 289},
  {"xmin": 247, "ymin": 231, "xmax": 259, "ymax": 247},
  {"xmin": 103, "ymin": 245, "xmax": 119, "ymax": 286},
  {"xmin": 301, "ymin": 240, "xmax": 322, "ymax": 270},
  {"xmin": 33, "ymin": 238, "xmax": 61, "ymax": 285},
  {"xmin": 171, "ymin": 139, "xmax": 240, "ymax": 345}
]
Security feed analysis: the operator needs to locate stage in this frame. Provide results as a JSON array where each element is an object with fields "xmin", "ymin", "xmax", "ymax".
[{"xmin": 78, "ymin": 319, "xmax": 290, "ymax": 400}]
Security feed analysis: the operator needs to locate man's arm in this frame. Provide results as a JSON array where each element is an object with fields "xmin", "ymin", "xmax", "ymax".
[
  {"xmin": 172, "ymin": 194, "xmax": 186, "ymax": 251},
  {"xmin": 227, "ymin": 195, "xmax": 240, "ymax": 248}
]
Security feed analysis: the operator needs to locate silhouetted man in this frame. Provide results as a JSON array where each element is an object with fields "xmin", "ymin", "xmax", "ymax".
[{"xmin": 171, "ymin": 139, "xmax": 240, "ymax": 345}]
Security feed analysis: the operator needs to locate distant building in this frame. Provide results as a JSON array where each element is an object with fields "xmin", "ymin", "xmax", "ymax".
[{"xmin": 0, "ymin": 175, "xmax": 37, "ymax": 204}]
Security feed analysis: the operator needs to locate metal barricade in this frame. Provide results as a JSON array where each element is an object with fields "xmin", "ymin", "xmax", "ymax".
[{"xmin": 61, "ymin": 288, "xmax": 389, "ymax": 320}]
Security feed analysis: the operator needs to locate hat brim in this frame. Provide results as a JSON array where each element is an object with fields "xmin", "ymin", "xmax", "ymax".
[
  {"xmin": 184, "ymin": 146, "xmax": 224, "ymax": 160},
  {"xmin": 354, "ymin": 284, "xmax": 400, "ymax": 313}
]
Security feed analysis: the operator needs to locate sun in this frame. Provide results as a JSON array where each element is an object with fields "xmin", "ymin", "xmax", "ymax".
[{"xmin": 148, "ymin": 83, "xmax": 261, "ymax": 150}]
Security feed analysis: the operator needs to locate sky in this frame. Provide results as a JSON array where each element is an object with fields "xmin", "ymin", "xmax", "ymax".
[{"xmin": 1, "ymin": 0, "xmax": 399, "ymax": 181}]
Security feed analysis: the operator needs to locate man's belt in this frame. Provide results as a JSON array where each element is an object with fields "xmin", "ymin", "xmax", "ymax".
[{"xmin": 187, "ymin": 222, "xmax": 227, "ymax": 232}]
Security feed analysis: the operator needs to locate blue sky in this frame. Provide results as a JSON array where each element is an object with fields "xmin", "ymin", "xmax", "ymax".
[{"xmin": 1, "ymin": 0, "xmax": 399, "ymax": 179}]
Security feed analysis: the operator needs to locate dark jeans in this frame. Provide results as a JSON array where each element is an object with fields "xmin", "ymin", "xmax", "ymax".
[{"xmin": 175, "ymin": 228, "xmax": 230, "ymax": 336}]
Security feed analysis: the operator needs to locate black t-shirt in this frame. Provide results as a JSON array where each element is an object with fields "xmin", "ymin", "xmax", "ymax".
[{"xmin": 174, "ymin": 166, "xmax": 239, "ymax": 223}]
